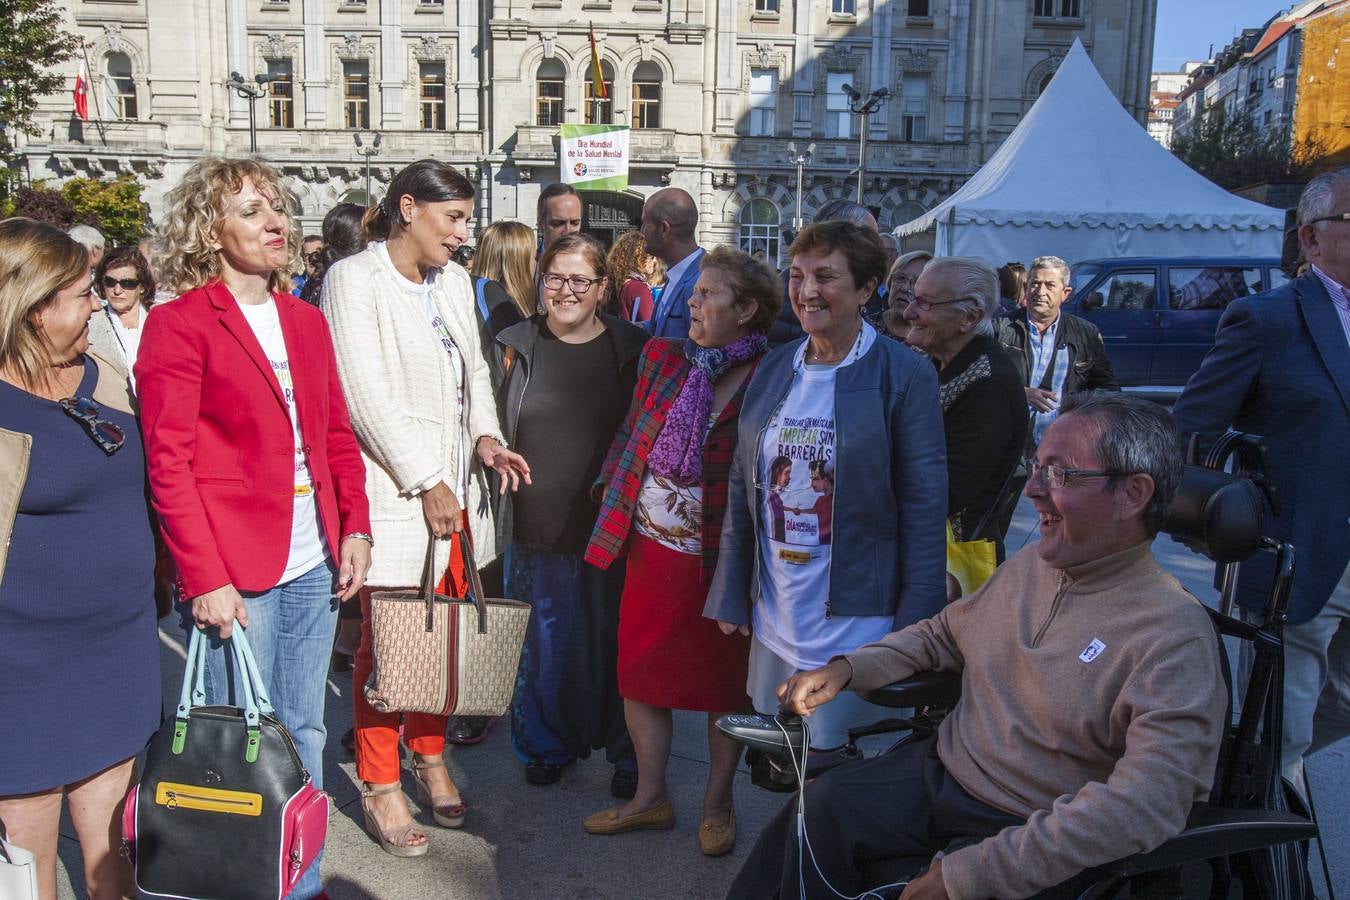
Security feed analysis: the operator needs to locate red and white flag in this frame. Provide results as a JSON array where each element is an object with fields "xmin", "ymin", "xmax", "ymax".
[{"xmin": 74, "ymin": 59, "xmax": 90, "ymax": 121}]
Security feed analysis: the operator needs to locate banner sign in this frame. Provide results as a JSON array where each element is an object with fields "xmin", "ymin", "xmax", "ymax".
[{"xmin": 559, "ymin": 124, "xmax": 630, "ymax": 191}]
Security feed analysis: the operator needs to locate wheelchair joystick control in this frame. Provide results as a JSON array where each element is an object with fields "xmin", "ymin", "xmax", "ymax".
[{"xmin": 715, "ymin": 709, "xmax": 806, "ymax": 764}]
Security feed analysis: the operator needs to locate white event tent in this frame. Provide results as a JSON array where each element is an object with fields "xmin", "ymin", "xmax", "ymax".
[{"xmin": 897, "ymin": 41, "xmax": 1285, "ymax": 263}]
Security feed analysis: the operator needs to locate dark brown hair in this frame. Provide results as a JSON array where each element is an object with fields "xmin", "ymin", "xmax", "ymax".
[
  {"xmin": 539, "ymin": 232, "xmax": 608, "ymax": 281},
  {"xmin": 700, "ymin": 245, "xmax": 782, "ymax": 334},
  {"xmin": 364, "ymin": 160, "xmax": 476, "ymax": 241},
  {"xmin": 787, "ymin": 221, "xmax": 887, "ymax": 293}
]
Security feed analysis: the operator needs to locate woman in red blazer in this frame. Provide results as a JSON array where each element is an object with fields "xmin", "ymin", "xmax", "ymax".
[{"xmin": 136, "ymin": 157, "xmax": 371, "ymax": 899}]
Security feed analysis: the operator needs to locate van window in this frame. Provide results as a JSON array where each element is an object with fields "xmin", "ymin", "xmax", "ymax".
[
  {"xmin": 1081, "ymin": 271, "xmax": 1154, "ymax": 311},
  {"xmin": 1168, "ymin": 267, "xmax": 1259, "ymax": 310}
]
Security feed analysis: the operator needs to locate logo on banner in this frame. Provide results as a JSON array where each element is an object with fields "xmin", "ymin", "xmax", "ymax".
[{"xmin": 559, "ymin": 123, "xmax": 630, "ymax": 191}]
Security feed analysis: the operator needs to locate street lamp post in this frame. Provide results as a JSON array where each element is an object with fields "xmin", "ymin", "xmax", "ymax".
[
  {"xmin": 841, "ymin": 84, "xmax": 889, "ymax": 205},
  {"xmin": 786, "ymin": 141, "xmax": 816, "ymax": 231},
  {"xmin": 226, "ymin": 71, "xmax": 276, "ymax": 155},
  {"xmin": 353, "ymin": 132, "xmax": 382, "ymax": 205}
]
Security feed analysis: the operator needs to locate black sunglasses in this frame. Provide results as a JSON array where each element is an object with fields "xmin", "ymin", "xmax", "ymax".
[
  {"xmin": 60, "ymin": 396, "xmax": 126, "ymax": 455},
  {"xmin": 101, "ymin": 276, "xmax": 143, "ymax": 291}
]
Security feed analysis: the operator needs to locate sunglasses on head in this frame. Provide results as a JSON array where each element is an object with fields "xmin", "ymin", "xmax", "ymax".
[
  {"xmin": 60, "ymin": 396, "xmax": 126, "ymax": 455},
  {"xmin": 101, "ymin": 277, "xmax": 142, "ymax": 291}
]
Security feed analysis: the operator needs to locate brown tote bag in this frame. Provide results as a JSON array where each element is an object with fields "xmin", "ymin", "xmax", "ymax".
[{"xmin": 364, "ymin": 531, "xmax": 530, "ymax": 717}]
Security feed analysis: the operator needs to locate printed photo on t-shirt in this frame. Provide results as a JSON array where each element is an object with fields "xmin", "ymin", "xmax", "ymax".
[{"xmin": 762, "ymin": 415, "xmax": 835, "ymax": 547}]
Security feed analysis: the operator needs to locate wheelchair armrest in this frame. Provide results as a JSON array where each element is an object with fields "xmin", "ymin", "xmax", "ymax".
[
  {"xmin": 858, "ymin": 670, "xmax": 961, "ymax": 709},
  {"xmin": 1103, "ymin": 805, "xmax": 1318, "ymax": 877}
]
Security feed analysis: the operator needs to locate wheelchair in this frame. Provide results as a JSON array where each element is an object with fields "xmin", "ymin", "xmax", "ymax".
[{"xmin": 719, "ymin": 442, "xmax": 1322, "ymax": 899}]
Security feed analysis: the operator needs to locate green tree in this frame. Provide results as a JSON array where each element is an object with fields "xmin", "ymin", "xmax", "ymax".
[
  {"xmin": 0, "ymin": 0, "xmax": 81, "ymax": 193},
  {"xmin": 1171, "ymin": 106, "xmax": 1322, "ymax": 189},
  {"xmin": 62, "ymin": 175, "xmax": 146, "ymax": 245}
]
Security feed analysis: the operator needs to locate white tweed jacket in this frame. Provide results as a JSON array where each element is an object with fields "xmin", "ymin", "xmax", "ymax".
[{"xmin": 322, "ymin": 243, "xmax": 505, "ymax": 587}]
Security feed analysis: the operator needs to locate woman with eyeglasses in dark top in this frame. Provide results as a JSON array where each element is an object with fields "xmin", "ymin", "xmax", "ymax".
[{"xmin": 0, "ymin": 217, "xmax": 160, "ymax": 900}]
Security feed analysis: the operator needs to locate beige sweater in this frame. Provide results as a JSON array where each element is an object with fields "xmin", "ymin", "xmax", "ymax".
[
  {"xmin": 322, "ymin": 244, "xmax": 505, "ymax": 587},
  {"xmin": 846, "ymin": 541, "xmax": 1225, "ymax": 900}
]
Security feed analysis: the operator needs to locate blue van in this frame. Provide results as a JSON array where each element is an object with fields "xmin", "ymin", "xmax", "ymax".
[{"xmin": 1064, "ymin": 257, "xmax": 1287, "ymax": 387}]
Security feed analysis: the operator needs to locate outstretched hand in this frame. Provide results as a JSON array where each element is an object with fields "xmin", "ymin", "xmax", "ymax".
[{"xmin": 478, "ymin": 437, "xmax": 532, "ymax": 494}]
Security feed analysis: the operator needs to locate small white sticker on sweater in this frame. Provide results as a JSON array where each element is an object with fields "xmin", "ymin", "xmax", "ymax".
[{"xmin": 1079, "ymin": 638, "xmax": 1106, "ymax": 663}]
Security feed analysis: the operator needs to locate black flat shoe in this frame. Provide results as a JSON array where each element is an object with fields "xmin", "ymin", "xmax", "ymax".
[
  {"xmin": 525, "ymin": 762, "xmax": 564, "ymax": 786},
  {"xmin": 341, "ymin": 727, "xmax": 355, "ymax": 755},
  {"xmin": 610, "ymin": 767, "xmax": 638, "ymax": 799},
  {"xmin": 447, "ymin": 715, "xmax": 492, "ymax": 745}
]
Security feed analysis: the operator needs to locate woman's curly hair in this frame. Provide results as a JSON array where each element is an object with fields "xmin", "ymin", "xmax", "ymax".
[{"xmin": 153, "ymin": 157, "xmax": 300, "ymax": 296}]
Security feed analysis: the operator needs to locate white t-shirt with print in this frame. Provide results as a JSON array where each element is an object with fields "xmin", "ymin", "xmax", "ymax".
[
  {"xmin": 752, "ymin": 322, "xmax": 892, "ymax": 670},
  {"xmin": 238, "ymin": 298, "xmax": 328, "ymax": 583}
]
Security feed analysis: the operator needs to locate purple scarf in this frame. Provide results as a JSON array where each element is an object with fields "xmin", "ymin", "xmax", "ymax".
[{"xmin": 647, "ymin": 333, "xmax": 768, "ymax": 483}]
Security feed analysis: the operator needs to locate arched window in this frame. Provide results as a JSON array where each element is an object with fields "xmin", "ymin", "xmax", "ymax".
[
  {"xmin": 585, "ymin": 61, "xmax": 614, "ymax": 125},
  {"xmin": 631, "ymin": 62, "xmax": 662, "ymax": 129},
  {"xmin": 536, "ymin": 58, "xmax": 565, "ymax": 126},
  {"xmin": 1038, "ymin": 72, "xmax": 1054, "ymax": 96},
  {"xmin": 738, "ymin": 198, "xmax": 781, "ymax": 265},
  {"xmin": 103, "ymin": 52, "xmax": 138, "ymax": 120}
]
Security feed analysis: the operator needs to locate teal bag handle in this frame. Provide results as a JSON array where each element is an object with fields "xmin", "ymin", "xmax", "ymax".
[
  {"xmin": 172, "ymin": 622, "xmax": 272, "ymax": 763},
  {"xmin": 473, "ymin": 277, "xmax": 490, "ymax": 324}
]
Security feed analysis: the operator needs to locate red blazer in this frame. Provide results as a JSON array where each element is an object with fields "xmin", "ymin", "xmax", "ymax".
[{"xmin": 136, "ymin": 281, "xmax": 370, "ymax": 598}]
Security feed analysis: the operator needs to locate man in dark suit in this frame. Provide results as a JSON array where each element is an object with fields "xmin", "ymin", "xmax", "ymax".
[
  {"xmin": 639, "ymin": 187, "xmax": 704, "ymax": 339},
  {"xmin": 1173, "ymin": 167, "xmax": 1350, "ymax": 797}
]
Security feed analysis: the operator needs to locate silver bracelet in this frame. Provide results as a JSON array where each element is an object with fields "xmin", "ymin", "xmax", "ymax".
[{"xmin": 343, "ymin": 532, "xmax": 374, "ymax": 546}]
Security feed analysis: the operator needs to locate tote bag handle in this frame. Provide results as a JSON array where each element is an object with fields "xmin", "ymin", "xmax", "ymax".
[
  {"xmin": 417, "ymin": 527, "xmax": 491, "ymax": 636},
  {"xmin": 173, "ymin": 623, "xmax": 273, "ymax": 762}
]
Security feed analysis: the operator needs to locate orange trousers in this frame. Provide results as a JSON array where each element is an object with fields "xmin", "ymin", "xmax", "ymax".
[{"xmin": 352, "ymin": 529, "xmax": 472, "ymax": 784}]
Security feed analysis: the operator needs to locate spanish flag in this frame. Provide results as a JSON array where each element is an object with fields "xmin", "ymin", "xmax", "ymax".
[{"xmin": 589, "ymin": 24, "xmax": 607, "ymax": 100}]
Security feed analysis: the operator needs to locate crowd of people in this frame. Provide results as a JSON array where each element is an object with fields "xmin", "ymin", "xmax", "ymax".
[{"xmin": 0, "ymin": 158, "xmax": 1346, "ymax": 900}]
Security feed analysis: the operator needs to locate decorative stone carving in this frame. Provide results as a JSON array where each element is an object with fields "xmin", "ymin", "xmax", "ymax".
[
  {"xmin": 337, "ymin": 34, "xmax": 375, "ymax": 61},
  {"xmin": 1025, "ymin": 53, "xmax": 1065, "ymax": 98},
  {"xmin": 262, "ymin": 33, "xmax": 298, "ymax": 60},
  {"xmin": 741, "ymin": 45, "xmax": 788, "ymax": 91},
  {"xmin": 816, "ymin": 45, "xmax": 865, "ymax": 90},
  {"xmin": 412, "ymin": 35, "xmax": 444, "ymax": 61},
  {"xmin": 895, "ymin": 47, "xmax": 935, "ymax": 74},
  {"xmin": 101, "ymin": 23, "xmax": 131, "ymax": 55}
]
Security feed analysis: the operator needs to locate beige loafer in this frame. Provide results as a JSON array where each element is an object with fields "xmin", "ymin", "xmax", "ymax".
[
  {"xmin": 583, "ymin": 799, "xmax": 676, "ymax": 835},
  {"xmin": 698, "ymin": 809, "xmax": 736, "ymax": 857}
]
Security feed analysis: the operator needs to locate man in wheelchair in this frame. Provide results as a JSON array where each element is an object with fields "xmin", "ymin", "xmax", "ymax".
[{"xmin": 731, "ymin": 392, "xmax": 1228, "ymax": 899}]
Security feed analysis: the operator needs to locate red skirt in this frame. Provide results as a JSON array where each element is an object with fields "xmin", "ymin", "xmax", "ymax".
[{"xmin": 617, "ymin": 533, "xmax": 751, "ymax": 712}]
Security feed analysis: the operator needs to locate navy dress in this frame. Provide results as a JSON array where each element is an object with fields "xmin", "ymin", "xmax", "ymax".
[{"xmin": 0, "ymin": 358, "xmax": 160, "ymax": 794}]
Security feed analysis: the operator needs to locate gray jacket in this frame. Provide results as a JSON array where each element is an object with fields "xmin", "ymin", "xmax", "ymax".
[{"xmin": 703, "ymin": 332, "xmax": 948, "ymax": 627}]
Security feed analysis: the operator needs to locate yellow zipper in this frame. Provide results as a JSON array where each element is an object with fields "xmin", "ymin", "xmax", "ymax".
[{"xmin": 155, "ymin": 782, "xmax": 263, "ymax": 816}]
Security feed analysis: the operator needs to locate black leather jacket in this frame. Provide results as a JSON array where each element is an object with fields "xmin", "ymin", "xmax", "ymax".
[{"xmin": 993, "ymin": 312, "xmax": 1120, "ymax": 396}]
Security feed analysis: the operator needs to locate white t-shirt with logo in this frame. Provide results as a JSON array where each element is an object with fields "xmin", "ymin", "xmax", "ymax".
[
  {"xmin": 238, "ymin": 298, "xmax": 328, "ymax": 583},
  {"xmin": 752, "ymin": 323, "xmax": 892, "ymax": 670}
]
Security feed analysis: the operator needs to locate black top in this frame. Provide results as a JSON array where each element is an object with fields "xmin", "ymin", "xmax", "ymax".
[
  {"xmin": 937, "ymin": 333, "xmax": 1029, "ymax": 545},
  {"xmin": 511, "ymin": 321, "xmax": 633, "ymax": 553},
  {"xmin": 475, "ymin": 278, "xmax": 526, "ymax": 392}
]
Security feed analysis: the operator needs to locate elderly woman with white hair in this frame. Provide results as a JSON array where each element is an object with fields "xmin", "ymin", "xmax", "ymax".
[{"xmin": 903, "ymin": 256, "xmax": 1027, "ymax": 561}]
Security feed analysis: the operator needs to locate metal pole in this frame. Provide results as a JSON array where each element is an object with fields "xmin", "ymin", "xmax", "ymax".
[
  {"xmin": 364, "ymin": 153, "xmax": 372, "ymax": 203},
  {"xmin": 248, "ymin": 100, "xmax": 257, "ymax": 154},
  {"xmin": 856, "ymin": 110, "xmax": 868, "ymax": 205},
  {"xmin": 795, "ymin": 159, "xmax": 804, "ymax": 230}
]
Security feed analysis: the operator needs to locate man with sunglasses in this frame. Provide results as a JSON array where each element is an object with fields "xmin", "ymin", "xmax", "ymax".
[
  {"xmin": 733, "ymin": 392, "xmax": 1226, "ymax": 900},
  {"xmin": 1173, "ymin": 166, "xmax": 1350, "ymax": 800}
]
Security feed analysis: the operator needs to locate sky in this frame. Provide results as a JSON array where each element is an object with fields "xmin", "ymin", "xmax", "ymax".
[{"xmin": 1152, "ymin": 0, "xmax": 1293, "ymax": 71}]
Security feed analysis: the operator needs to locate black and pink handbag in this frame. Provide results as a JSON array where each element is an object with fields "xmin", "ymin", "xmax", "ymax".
[{"xmin": 122, "ymin": 624, "xmax": 328, "ymax": 900}]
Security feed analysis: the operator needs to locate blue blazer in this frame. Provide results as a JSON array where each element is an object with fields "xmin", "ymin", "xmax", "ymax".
[
  {"xmin": 1172, "ymin": 272, "xmax": 1350, "ymax": 625},
  {"xmin": 648, "ymin": 248, "xmax": 704, "ymax": 339},
  {"xmin": 703, "ymin": 332, "xmax": 948, "ymax": 629}
]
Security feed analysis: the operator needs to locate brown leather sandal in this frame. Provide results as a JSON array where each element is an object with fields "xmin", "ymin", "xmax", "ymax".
[
  {"xmin": 410, "ymin": 756, "xmax": 467, "ymax": 828},
  {"xmin": 360, "ymin": 784, "xmax": 429, "ymax": 858}
]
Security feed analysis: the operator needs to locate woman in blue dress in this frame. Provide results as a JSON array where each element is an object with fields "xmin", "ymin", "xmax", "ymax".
[{"xmin": 0, "ymin": 218, "xmax": 160, "ymax": 900}]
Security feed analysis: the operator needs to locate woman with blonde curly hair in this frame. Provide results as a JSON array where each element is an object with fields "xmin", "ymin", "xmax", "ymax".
[
  {"xmin": 0, "ymin": 218, "xmax": 160, "ymax": 900},
  {"xmin": 135, "ymin": 158, "xmax": 373, "ymax": 897},
  {"xmin": 607, "ymin": 229, "xmax": 666, "ymax": 323}
]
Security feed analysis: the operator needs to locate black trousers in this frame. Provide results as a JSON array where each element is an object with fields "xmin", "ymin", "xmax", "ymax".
[{"xmin": 730, "ymin": 734, "xmax": 1024, "ymax": 899}]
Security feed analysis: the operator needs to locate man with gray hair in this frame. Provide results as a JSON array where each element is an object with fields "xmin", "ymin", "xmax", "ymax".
[
  {"xmin": 1173, "ymin": 166, "xmax": 1350, "ymax": 798},
  {"xmin": 735, "ymin": 391, "xmax": 1225, "ymax": 900},
  {"xmin": 67, "ymin": 223, "xmax": 105, "ymax": 272}
]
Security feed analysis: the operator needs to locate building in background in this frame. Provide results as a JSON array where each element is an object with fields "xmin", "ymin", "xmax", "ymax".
[
  {"xmin": 1170, "ymin": 0, "xmax": 1347, "ymax": 167},
  {"xmin": 1148, "ymin": 62, "xmax": 1204, "ymax": 147},
  {"xmin": 15, "ymin": 0, "xmax": 1157, "ymax": 257}
]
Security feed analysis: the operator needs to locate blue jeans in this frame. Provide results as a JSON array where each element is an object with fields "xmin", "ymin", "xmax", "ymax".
[{"xmin": 180, "ymin": 561, "xmax": 337, "ymax": 899}]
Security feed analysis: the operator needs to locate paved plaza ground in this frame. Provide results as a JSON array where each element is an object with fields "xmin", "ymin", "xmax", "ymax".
[{"xmin": 56, "ymin": 498, "xmax": 1347, "ymax": 898}]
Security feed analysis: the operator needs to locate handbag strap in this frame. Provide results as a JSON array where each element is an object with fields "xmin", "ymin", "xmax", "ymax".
[
  {"xmin": 172, "ymin": 621, "xmax": 270, "ymax": 763},
  {"xmin": 473, "ymin": 277, "xmax": 491, "ymax": 324},
  {"xmin": 964, "ymin": 463, "xmax": 1019, "ymax": 543},
  {"xmin": 418, "ymin": 529, "xmax": 492, "ymax": 636}
]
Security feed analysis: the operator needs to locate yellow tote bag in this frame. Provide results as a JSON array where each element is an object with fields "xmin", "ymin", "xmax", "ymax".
[{"xmin": 946, "ymin": 520, "xmax": 997, "ymax": 598}]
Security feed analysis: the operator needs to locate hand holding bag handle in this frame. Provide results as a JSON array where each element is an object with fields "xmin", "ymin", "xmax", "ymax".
[{"xmin": 174, "ymin": 623, "xmax": 273, "ymax": 763}]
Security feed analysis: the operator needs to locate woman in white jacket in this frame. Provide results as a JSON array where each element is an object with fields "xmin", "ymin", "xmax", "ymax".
[{"xmin": 322, "ymin": 160, "xmax": 529, "ymax": 857}]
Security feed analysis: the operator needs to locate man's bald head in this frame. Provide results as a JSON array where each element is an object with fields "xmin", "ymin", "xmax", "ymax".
[{"xmin": 640, "ymin": 187, "xmax": 700, "ymax": 265}]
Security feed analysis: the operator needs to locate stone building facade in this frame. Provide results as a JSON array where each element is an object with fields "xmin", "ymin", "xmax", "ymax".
[{"xmin": 19, "ymin": 0, "xmax": 1156, "ymax": 259}]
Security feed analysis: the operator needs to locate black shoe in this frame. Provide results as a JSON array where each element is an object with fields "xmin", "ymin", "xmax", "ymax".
[
  {"xmin": 340, "ymin": 727, "xmax": 355, "ymax": 755},
  {"xmin": 610, "ymin": 767, "xmax": 639, "ymax": 799},
  {"xmin": 447, "ymin": 715, "xmax": 492, "ymax": 745},
  {"xmin": 525, "ymin": 762, "xmax": 564, "ymax": 786}
]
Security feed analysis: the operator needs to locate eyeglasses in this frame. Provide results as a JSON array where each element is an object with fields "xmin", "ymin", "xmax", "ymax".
[
  {"xmin": 541, "ymin": 273, "xmax": 605, "ymax": 293},
  {"xmin": 1309, "ymin": 212, "xmax": 1350, "ymax": 226},
  {"xmin": 1025, "ymin": 458, "xmax": 1125, "ymax": 489},
  {"xmin": 101, "ymin": 277, "xmax": 143, "ymax": 291},
  {"xmin": 60, "ymin": 396, "xmax": 125, "ymax": 455},
  {"xmin": 906, "ymin": 295, "xmax": 972, "ymax": 313}
]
